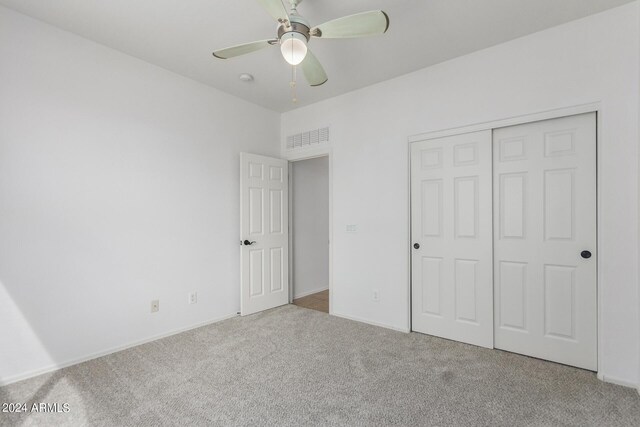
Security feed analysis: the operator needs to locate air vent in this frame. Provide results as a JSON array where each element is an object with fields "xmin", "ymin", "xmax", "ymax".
[{"xmin": 286, "ymin": 127, "xmax": 330, "ymax": 150}]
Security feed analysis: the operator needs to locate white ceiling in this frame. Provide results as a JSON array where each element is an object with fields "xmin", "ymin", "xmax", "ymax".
[{"xmin": 1, "ymin": 0, "xmax": 633, "ymax": 112}]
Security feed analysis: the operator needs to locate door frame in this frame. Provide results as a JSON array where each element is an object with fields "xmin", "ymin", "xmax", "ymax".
[
  {"xmin": 286, "ymin": 151, "xmax": 333, "ymax": 314},
  {"xmin": 408, "ymin": 102, "xmax": 602, "ymax": 374}
]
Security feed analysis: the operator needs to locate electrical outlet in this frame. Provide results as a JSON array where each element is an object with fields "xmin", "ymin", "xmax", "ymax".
[
  {"xmin": 151, "ymin": 300, "xmax": 159, "ymax": 313},
  {"xmin": 372, "ymin": 289, "xmax": 379, "ymax": 302},
  {"xmin": 188, "ymin": 292, "xmax": 198, "ymax": 305}
]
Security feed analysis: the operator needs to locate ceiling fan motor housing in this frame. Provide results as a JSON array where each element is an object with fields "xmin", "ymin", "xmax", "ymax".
[{"xmin": 278, "ymin": 13, "xmax": 310, "ymax": 43}]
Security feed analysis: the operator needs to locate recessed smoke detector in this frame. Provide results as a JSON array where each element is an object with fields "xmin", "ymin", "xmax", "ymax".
[{"xmin": 239, "ymin": 73, "xmax": 254, "ymax": 82}]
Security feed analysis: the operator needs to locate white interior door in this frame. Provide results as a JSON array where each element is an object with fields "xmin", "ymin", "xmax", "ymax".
[
  {"xmin": 240, "ymin": 153, "xmax": 289, "ymax": 316},
  {"xmin": 411, "ymin": 130, "xmax": 493, "ymax": 348},
  {"xmin": 493, "ymin": 113, "xmax": 597, "ymax": 370}
]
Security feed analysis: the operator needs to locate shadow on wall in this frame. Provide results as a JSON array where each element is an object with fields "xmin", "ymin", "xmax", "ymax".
[{"xmin": 0, "ymin": 281, "xmax": 90, "ymax": 424}]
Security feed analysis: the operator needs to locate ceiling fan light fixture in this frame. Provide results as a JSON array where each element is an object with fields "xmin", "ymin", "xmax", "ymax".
[
  {"xmin": 212, "ymin": 0, "xmax": 389, "ymax": 92},
  {"xmin": 280, "ymin": 32, "xmax": 307, "ymax": 65}
]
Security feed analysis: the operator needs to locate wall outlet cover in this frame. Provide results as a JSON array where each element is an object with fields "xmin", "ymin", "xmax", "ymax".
[{"xmin": 188, "ymin": 292, "xmax": 198, "ymax": 304}]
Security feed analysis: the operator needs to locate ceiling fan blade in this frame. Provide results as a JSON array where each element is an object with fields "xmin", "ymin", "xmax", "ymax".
[
  {"xmin": 256, "ymin": 0, "xmax": 289, "ymax": 22},
  {"xmin": 301, "ymin": 49, "xmax": 328, "ymax": 87},
  {"xmin": 312, "ymin": 10, "xmax": 389, "ymax": 39},
  {"xmin": 212, "ymin": 39, "xmax": 277, "ymax": 59}
]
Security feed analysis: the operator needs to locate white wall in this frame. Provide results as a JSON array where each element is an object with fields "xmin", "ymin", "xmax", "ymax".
[
  {"xmin": 282, "ymin": 3, "xmax": 640, "ymax": 386},
  {"xmin": 0, "ymin": 6, "xmax": 280, "ymax": 384},
  {"xmin": 292, "ymin": 156, "xmax": 329, "ymax": 299}
]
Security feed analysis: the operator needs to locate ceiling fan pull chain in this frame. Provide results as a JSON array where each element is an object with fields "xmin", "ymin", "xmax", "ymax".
[{"xmin": 290, "ymin": 64, "xmax": 298, "ymax": 104}]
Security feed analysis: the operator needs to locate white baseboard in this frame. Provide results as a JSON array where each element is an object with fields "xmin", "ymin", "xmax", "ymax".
[
  {"xmin": 293, "ymin": 286, "xmax": 329, "ymax": 300},
  {"xmin": 0, "ymin": 312, "xmax": 238, "ymax": 387},
  {"xmin": 331, "ymin": 311, "xmax": 410, "ymax": 333},
  {"xmin": 596, "ymin": 372, "xmax": 638, "ymax": 389}
]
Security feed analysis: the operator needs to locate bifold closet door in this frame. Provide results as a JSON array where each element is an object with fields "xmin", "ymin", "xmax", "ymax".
[
  {"xmin": 411, "ymin": 131, "xmax": 493, "ymax": 348},
  {"xmin": 493, "ymin": 113, "xmax": 597, "ymax": 370}
]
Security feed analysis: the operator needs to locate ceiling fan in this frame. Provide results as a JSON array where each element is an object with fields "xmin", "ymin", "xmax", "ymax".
[{"xmin": 212, "ymin": 0, "xmax": 389, "ymax": 87}]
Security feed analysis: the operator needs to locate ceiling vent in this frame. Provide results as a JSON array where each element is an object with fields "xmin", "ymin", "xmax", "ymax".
[{"xmin": 286, "ymin": 127, "xmax": 329, "ymax": 151}]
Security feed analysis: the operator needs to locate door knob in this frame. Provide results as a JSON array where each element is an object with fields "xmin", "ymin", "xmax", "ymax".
[
  {"xmin": 413, "ymin": 243, "xmax": 420, "ymax": 249},
  {"xmin": 581, "ymin": 250, "xmax": 592, "ymax": 259},
  {"xmin": 242, "ymin": 240, "xmax": 256, "ymax": 246}
]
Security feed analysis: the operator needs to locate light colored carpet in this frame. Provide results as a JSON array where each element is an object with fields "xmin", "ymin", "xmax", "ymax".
[{"xmin": 1, "ymin": 305, "xmax": 639, "ymax": 426}]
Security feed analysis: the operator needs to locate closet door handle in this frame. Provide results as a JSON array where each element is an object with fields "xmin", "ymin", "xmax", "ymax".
[
  {"xmin": 413, "ymin": 243, "xmax": 420, "ymax": 249},
  {"xmin": 242, "ymin": 240, "xmax": 256, "ymax": 246},
  {"xmin": 581, "ymin": 250, "xmax": 592, "ymax": 259}
]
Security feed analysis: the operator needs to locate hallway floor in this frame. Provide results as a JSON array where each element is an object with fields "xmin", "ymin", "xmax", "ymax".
[{"xmin": 292, "ymin": 290, "xmax": 329, "ymax": 313}]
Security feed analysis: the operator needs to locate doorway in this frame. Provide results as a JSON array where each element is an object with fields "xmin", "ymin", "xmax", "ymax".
[{"xmin": 289, "ymin": 156, "xmax": 330, "ymax": 313}]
